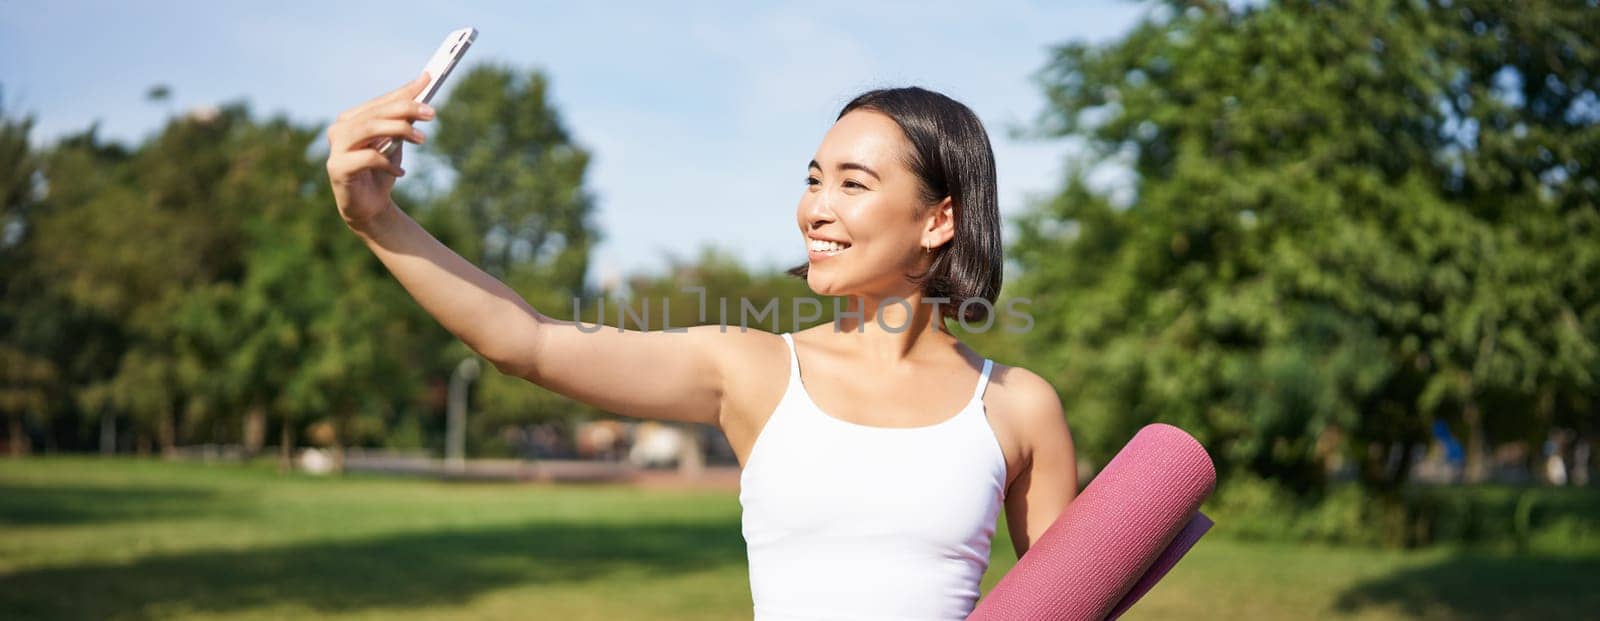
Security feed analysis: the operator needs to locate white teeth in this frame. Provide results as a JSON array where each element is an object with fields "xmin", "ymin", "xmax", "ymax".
[{"xmin": 808, "ymin": 239, "xmax": 849, "ymax": 253}]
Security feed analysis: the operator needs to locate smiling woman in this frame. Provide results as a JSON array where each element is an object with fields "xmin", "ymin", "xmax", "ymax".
[
  {"xmin": 788, "ymin": 87, "xmax": 1004, "ymax": 326},
  {"xmin": 324, "ymin": 77, "xmax": 1076, "ymax": 621}
]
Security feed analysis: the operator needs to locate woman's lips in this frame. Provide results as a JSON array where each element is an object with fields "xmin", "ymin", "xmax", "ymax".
[{"xmin": 808, "ymin": 247, "xmax": 848, "ymax": 261}]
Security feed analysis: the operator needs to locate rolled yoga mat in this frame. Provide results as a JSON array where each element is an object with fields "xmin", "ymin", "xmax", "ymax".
[{"xmin": 967, "ymin": 423, "xmax": 1217, "ymax": 621}]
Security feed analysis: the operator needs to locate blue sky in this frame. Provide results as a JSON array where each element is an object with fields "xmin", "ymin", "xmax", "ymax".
[{"xmin": 1, "ymin": 1, "xmax": 1149, "ymax": 290}]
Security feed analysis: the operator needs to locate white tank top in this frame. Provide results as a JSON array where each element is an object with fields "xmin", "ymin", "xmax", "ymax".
[{"xmin": 739, "ymin": 332, "xmax": 1008, "ymax": 621}]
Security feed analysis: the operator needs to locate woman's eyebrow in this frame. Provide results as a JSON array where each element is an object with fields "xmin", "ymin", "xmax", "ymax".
[{"xmin": 808, "ymin": 159, "xmax": 881, "ymax": 180}]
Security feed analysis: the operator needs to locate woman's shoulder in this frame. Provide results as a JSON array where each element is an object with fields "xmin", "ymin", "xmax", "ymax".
[
  {"xmin": 678, "ymin": 328, "xmax": 787, "ymax": 465},
  {"xmin": 981, "ymin": 361, "xmax": 1071, "ymax": 478},
  {"xmin": 983, "ymin": 361, "xmax": 1067, "ymax": 431},
  {"xmin": 673, "ymin": 325, "xmax": 790, "ymax": 372}
]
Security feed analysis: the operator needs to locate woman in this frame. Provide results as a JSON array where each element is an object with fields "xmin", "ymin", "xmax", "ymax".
[{"xmin": 325, "ymin": 73, "xmax": 1077, "ymax": 620}]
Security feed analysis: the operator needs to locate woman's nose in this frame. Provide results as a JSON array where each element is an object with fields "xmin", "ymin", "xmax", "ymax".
[{"xmin": 802, "ymin": 187, "xmax": 836, "ymax": 226}]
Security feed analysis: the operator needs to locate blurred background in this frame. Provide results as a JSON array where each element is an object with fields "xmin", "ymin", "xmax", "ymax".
[{"xmin": 2, "ymin": 1, "xmax": 1597, "ymax": 619}]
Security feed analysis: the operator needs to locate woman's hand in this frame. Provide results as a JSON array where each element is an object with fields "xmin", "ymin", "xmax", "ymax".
[{"xmin": 325, "ymin": 72, "xmax": 435, "ymax": 231}]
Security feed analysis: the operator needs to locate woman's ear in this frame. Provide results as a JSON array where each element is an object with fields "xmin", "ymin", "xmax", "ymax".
[{"xmin": 923, "ymin": 196, "xmax": 957, "ymax": 249}]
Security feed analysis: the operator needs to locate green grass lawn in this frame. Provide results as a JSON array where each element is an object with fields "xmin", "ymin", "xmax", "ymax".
[{"xmin": 2, "ymin": 457, "xmax": 1596, "ymax": 620}]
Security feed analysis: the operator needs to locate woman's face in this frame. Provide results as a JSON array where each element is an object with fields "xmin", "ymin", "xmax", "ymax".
[{"xmin": 797, "ymin": 110, "xmax": 944, "ymax": 297}]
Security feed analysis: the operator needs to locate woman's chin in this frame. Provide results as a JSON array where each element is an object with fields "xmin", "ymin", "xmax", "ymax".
[{"xmin": 805, "ymin": 273, "xmax": 846, "ymax": 297}]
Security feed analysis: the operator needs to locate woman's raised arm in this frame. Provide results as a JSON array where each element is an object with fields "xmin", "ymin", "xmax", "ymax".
[{"xmin": 326, "ymin": 74, "xmax": 728, "ymax": 426}]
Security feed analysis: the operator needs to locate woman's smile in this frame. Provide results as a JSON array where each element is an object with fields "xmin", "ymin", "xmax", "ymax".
[{"xmin": 807, "ymin": 235, "xmax": 852, "ymax": 260}]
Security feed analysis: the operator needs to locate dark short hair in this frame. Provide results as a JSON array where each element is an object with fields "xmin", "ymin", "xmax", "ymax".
[{"xmin": 787, "ymin": 86, "xmax": 1003, "ymax": 324}]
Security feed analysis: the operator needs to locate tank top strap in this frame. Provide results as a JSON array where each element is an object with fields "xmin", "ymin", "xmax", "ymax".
[
  {"xmin": 970, "ymin": 359, "xmax": 994, "ymax": 404},
  {"xmin": 780, "ymin": 332, "xmax": 801, "ymax": 384}
]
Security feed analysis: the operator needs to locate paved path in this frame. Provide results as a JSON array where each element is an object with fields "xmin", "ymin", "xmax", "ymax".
[{"xmin": 344, "ymin": 454, "xmax": 742, "ymax": 492}]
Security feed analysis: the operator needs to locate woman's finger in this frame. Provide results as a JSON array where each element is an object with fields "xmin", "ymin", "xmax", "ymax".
[
  {"xmin": 330, "ymin": 149, "xmax": 405, "ymax": 179},
  {"xmin": 371, "ymin": 98, "xmax": 437, "ymax": 123},
  {"xmin": 342, "ymin": 72, "xmax": 431, "ymax": 121},
  {"xmin": 335, "ymin": 119, "xmax": 425, "ymax": 152}
]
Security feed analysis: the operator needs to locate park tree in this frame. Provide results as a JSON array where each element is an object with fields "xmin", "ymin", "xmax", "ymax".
[
  {"xmin": 4, "ymin": 117, "xmax": 134, "ymax": 455},
  {"xmin": 0, "ymin": 97, "xmax": 50, "ymax": 455},
  {"xmin": 622, "ymin": 244, "xmax": 823, "ymax": 335},
  {"xmin": 16, "ymin": 101, "xmax": 440, "ymax": 466},
  {"xmin": 0, "ymin": 93, "xmax": 35, "ymax": 238},
  {"xmin": 1012, "ymin": 0, "xmax": 1599, "ymax": 496},
  {"xmin": 428, "ymin": 64, "xmax": 598, "ymax": 301},
  {"xmin": 39, "ymin": 105, "xmax": 268, "ymax": 455},
  {"xmin": 422, "ymin": 65, "xmax": 603, "ymax": 438},
  {"xmin": 168, "ymin": 113, "xmax": 436, "ymax": 469},
  {"xmin": 4, "ymin": 64, "xmax": 609, "ymax": 461}
]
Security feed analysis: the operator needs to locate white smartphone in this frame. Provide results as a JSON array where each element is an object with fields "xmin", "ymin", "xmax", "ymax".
[{"xmin": 377, "ymin": 26, "xmax": 478, "ymax": 156}]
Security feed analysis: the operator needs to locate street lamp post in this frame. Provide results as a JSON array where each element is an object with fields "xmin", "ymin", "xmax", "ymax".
[{"xmin": 446, "ymin": 357, "xmax": 481, "ymax": 474}]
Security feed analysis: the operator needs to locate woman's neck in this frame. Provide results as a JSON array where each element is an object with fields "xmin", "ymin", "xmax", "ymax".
[{"xmin": 826, "ymin": 292, "xmax": 954, "ymax": 364}]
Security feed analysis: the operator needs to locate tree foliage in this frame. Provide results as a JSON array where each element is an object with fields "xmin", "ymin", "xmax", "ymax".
[
  {"xmin": 0, "ymin": 65, "xmax": 603, "ymax": 461},
  {"xmin": 1011, "ymin": 0, "xmax": 1600, "ymax": 494}
]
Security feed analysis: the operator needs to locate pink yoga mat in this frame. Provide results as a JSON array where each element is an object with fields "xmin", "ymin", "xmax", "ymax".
[{"xmin": 968, "ymin": 423, "xmax": 1216, "ymax": 621}]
